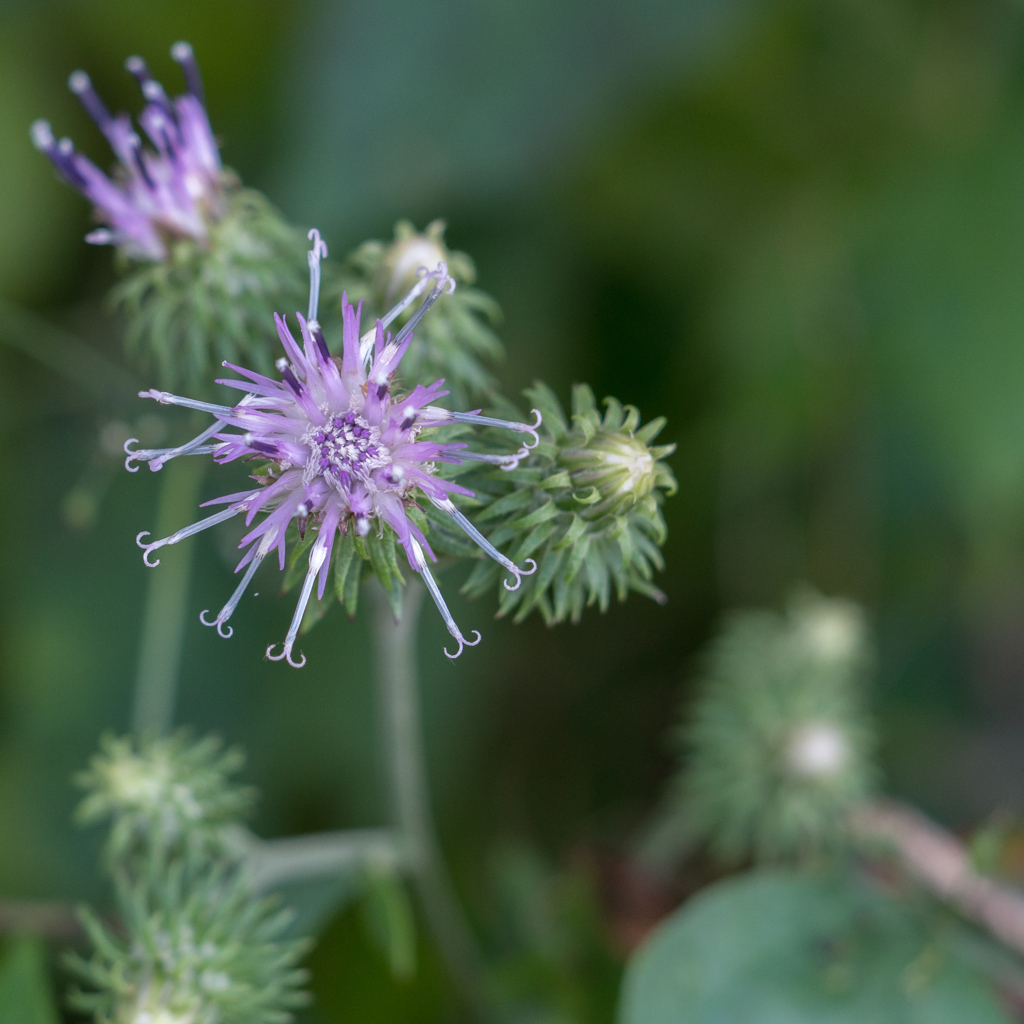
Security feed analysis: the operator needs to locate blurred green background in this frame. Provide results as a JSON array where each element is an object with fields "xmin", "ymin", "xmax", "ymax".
[{"xmin": 5, "ymin": 0, "xmax": 1024, "ymax": 1019}]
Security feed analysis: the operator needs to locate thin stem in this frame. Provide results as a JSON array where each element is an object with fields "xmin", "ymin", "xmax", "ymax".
[
  {"xmin": 131, "ymin": 450, "xmax": 205, "ymax": 735},
  {"xmin": 372, "ymin": 579, "xmax": 488, "ymax": 1011},
  {"xmin": 239, "ymin": 826, "xmax": 404, "ymax": 892}
]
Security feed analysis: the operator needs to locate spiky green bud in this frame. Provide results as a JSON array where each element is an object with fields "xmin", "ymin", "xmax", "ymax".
[
  {"xmin": 75, "ymin": 732, "xmax": 255, "ymax": 863},
  {"xmin": 66, "ymin": 852, "xmax": 310, "ymax": 1024},
  {"xmin": 445, "ymin": 382, "xmax": 677, "ymax": 624},
  {"xmin": 656, "ymin": 592, "xmax": 876, "ymax": 866}
]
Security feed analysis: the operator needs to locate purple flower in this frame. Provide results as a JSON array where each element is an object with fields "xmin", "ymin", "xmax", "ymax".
[
  {"xmin": 31, "ymin": 42, "xmax": 222, "ymax": 261},
  {"xmin": 126, "ymin": 232, "xmax": 541, "ymax": 666}
]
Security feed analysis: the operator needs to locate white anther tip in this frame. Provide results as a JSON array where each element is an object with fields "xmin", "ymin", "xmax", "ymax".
[
  {"xmin": 125, "ymin": 56, "xmax": 145, "ymax": 73},
  {"xmin": 68, "ymin": 70, "xmax": 90, "ymax": 93},
  {"xmin": 170, "ymin": 42, "xmax": 193, "ymax": 61}
]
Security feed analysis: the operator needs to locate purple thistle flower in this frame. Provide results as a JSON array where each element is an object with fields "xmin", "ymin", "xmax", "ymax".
[
  {"xmin": 31, "ymin": 42, "xmax": 222, "ymax": 261},
  {"xmin": 126, "ymin": 231, "xmax": 541, "ymax": 667}
]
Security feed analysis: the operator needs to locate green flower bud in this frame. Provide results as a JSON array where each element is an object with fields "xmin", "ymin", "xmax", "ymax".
[
  {"xmin": 651, "ymin": 592, "xmax": 877, "ymax": 867},
  {"xmin": 446, "ymin": 382, "xmax": 677, "ymax": 624}
]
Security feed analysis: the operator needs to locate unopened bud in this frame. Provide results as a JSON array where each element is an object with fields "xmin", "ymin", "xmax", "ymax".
[{"xmin": 378, "ymin": 220, "xmax": 451, "ymax": 307}]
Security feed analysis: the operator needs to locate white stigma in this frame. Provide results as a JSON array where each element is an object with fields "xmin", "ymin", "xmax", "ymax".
[{"xmin": 786, "ymin": 722, "xmax": 850, "ymax": 778}]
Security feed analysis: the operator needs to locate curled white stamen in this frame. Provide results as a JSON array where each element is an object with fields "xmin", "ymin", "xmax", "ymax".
[
  {"xmin": 136, "ymin": 531, "xmax": 160, "ymax": 567},
  {"xmin": 414, "ymin": 542, "xmax": 481, "ymax": 659},
  {"xmin": 124, "ymin": 438, "xmax": 141, "ymax": 472},
  {"xmin": 433, "ymin": 498, "xmax": 537, "ymax": 591},
  {"xmin": 200, "ymin": 609, "xmax": 233, "ymax": 639},
  {"xmin": 199, "ymin": 546, "xmax": 267, "ymax": 640},
  {"xmin": 447, "ymin": 409, "xmax": 543, "ymax": 450},
  {"xmin": 444, "ymin": 629, "xmax": 482, "ymax": 660},
  {"xmin": 307, "ymin": 229, "xmax": 328, "ymax": 323},
  {"xmin": 135, "ymin": 507, "xmax": 242, "ymax": 568},
  {"xmin": 358, "ymin": 261, "xmax": 455, "ymax": 365},
  {"xmin": 266, "ymin": 642, "xmax": 306, "ymax": 669},
  {"xmin": 266, "ymin": 541, "xmax": 327, "ymax": 669}
]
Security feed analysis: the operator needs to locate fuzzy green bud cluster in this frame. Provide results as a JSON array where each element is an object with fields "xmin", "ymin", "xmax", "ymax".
[
  {"xmin": 76, "ymin": 732, "xmax": 255, "ymax": 863},
  {"xmin": 68, "ymin": 733, "xmax": 309, "ymax": 1024},
  {"xmin": 655, "ymin": 593, "xmax": 876, "ymax": 866},
  {"xmin": 438, "ymin": 382, "xmax": 677, "ymax": 623},
  {"xmin": 339, "ymin": 220, "xmax": 503, "ymax": 403},
  {"xmin": 113, "ymin": 188, "xmax": 314, "ymax": 392}
]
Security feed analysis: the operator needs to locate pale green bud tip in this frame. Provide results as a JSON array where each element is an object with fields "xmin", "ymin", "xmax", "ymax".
[
  {"xmin": 794, "ymin": 598, "xmax": 865, "ymax": 662},
  {"xmin": 382, "ymin": 230, "xmax": 449, "ymax": 306},
  {"xmin": 562, "ymin": 430, "xmax": 660, "ymax": 506}
]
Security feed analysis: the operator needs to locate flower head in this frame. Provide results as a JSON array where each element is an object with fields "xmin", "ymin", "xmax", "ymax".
[
  {"xmin": 128, "ymin": 231, "xmax": 541, "ymax": 665},
  {"xmin": 31, "ymin": 42, "xmax": 222, "ymax": 261}
]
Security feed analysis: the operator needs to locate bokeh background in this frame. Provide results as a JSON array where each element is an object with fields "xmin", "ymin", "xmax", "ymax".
[{"xmin": 5, "ymin": 0, "xmax": 1024, "ymax": 1019}]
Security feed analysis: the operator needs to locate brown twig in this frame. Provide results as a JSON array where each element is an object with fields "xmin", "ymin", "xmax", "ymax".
[{"xmin": 851, "ymin": 799, "xmax": 1024, "ymax": 957}]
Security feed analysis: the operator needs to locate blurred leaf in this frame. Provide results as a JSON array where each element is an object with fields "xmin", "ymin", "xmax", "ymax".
[
  {"xmin": 0, "ymin": 936, "xmax": 59, "ymax": 1024},
  {"xmin": 360, "ymin": 869, "xmax": 417, "ymax": 981},
  {"xmin": 619, "ymin": 869, "xmax": 1014, "ymax": 1024}
]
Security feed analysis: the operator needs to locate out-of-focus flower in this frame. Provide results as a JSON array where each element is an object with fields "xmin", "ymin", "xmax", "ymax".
[
  {"xmin": 127, "ymin": 232, "xmax": 541, "ymax": 665},
  {"xmin": 656, "ymin": 593, "xmax": 876, "ymax": 865},
  {"xmin": 75, "ymin": 732, "xmax": 255, "ymax": 862},
  {"xmin": 32, "ymin": 43, "xmax": 221, "ymax": 261},
  {"xmin": 31, "ymin": 43, "xmax": 312, "ymax": 389}
]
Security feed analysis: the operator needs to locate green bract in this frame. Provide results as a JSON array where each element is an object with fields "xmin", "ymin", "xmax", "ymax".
[
  {"xmin": 112, "ymin": 186, "xmax": 313, "ymax": 392},
  {"xmin": 454, "ymin": 382, "xmax": 677, "ymax": 623},
  {"xmin": 339, "ymin": 220, "xmax": 503, "ymax": 403}
]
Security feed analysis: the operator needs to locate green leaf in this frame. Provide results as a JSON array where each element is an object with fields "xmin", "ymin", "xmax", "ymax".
[
  {"xmin": 619, "ymin": 870, "xmax": 1013, "ymax": 1024},
  {"xmin": 360, "ymin": 871, "xmax": 417, "ymax": 981},
  {"xmin": 0, "ymin": 937, "xmax": 60, "ymax": 1024}
]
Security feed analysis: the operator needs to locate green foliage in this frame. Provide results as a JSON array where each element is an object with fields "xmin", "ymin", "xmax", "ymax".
[
  {"xmin": 111, "ymin": 186, "xmax": 312, "ymax": 393},
  {"xmin": 75, "ymin": 731, "xmax": 256, "ymax": 864},
  {"xmin": 618, "ymin": 870, "xmax": 1013, "ymax": 1024},
  {"xmin": 458, "ymin": 382, "xmax": 677, "ymax": 624},
  {"xmin": 338, "ymin": 219, "xmax": 504, "ymax": 403},
  {"xmin": 0, "ymin": 937, "xmax": 60, "ymax": 1024},
  {"xmin": 484, "ymin": 846, "xmax": 621, "ymax": 1024},
  {"xmin": 359, "ymin": 868, "xmax": 418, "ymax": 981},
  {"xmin": 652, "ymin": 594, "xmax": 876, "ymax": 866},
  {"xmin": 70, "ymin": 733, "xmax": 310, "ymax": 1024},
  {"xmin": 67, "ymin": 849, "xmax": 310, "ymax": 1024}
]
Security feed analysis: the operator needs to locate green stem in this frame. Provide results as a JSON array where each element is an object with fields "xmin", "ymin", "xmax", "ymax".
[
  {"xmin": 131, "ymin": 453, "xmax": 205, "ymax": 736},
  {"xmin": 372, "ymin": 579, "xmax": 488, "ymax": 1012},
  {"xmin": 240, "ymin": 826, "xmax": 404, "ymax": 891}
]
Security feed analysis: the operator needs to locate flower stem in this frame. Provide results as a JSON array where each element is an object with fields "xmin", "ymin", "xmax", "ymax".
[
  {"xmin": 131, "ymin": 452, "xmax": 205, "ymax": 736},
  {"xmin": 371, "ymin": 579, "xmax": 488, "ymax": 1012}
]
